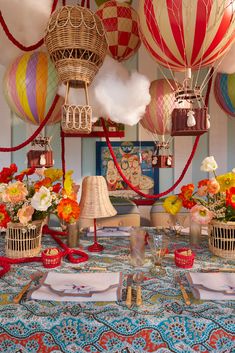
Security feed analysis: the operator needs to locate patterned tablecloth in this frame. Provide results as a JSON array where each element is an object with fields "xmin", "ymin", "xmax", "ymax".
[{"xmin": 0, "ymin": 229, "xmax": 234, "ymax": 353}]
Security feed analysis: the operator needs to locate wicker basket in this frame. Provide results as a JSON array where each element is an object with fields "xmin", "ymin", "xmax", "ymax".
[
  {"xmin": 44, "ymin": 5, "xmax": 107, "ymax": 87},
  {"xmin": 61, "ymin": 103, "xmax": 92, "ymax": 134},
  {"xmin": 208, "ymin": 220, "xmax": 235, "ymax": 259},
  {"xmin": 5, "ymin": 220, "xmax": 43, "ymax": 259}
]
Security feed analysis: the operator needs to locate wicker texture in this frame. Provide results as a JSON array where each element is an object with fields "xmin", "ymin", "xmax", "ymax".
[
  {"xmin": 62, "ymin": 104, "xmax": 92, "ymax": 134},
  {"xmin": 45, "ymin": 5, "xmax": 107, "ymax": 87},
  {"xmin": 79, "ymin": 176, "xmax": 117, "ymax": 219},
  {"xmin": 6, "ymin": 221, "xmax": 43, "ymax": 259},
  {"xmin": 208, "ymin": 220, "xmax": 235, "ymax": 259}
]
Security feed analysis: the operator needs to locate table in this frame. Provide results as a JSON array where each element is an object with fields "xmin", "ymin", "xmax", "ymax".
[{"xmin": 0, "ymin": 230, "xmax": 234, "ymax": 353}]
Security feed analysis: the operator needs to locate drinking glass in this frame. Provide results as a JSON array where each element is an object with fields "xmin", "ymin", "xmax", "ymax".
[
  {"xmin": 148, "ymin": 233, "xmax": 169, "ymax": 270},
  {"xmin": 129, "ymin": 227, "xmax": 146, "ymax": 267}
]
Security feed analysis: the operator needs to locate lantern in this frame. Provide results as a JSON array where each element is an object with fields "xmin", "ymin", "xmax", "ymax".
[
  {"xmin": 3, "ymin": 52, "xmax": 63, "ymax": 125},
  {"xmin": 45, "ymin": 5, "xmax": 108, "ymax": 134},
  {"xmin": 96, "ymin": 0, "xmax": 141, "ymax": 62},
  {"xmin": 214, "ymin": 72, "xmax": 235, "ymax": 116}
]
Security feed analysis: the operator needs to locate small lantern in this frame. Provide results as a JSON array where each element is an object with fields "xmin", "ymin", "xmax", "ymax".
[{"xmin": 45, "ymin": 5, "xmax": 108, "ymax": 134}]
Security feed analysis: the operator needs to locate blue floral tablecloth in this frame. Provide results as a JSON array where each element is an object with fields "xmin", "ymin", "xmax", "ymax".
[{"xmin": 0, "ymin": 229, "xmax": 234, "ymax": 353}]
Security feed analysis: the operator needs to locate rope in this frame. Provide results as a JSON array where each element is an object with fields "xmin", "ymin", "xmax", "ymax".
[
  {"xmin": 100, "ymin": 68, "xmax": 213, "ymax": 199},
  {"xmin": 0, "ymin": 0, "xmax": 59, "ymax": 51},
  {"xmin": 60, "ymin": 128, "xmax": 66, "ymax": 183},
  {"xmin": 0, "ymin": 95, "xmax": 59, "ymax": 152}
]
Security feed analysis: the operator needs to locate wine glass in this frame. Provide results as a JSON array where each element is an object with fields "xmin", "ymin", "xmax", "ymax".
[{"xmin": 148, "ymin": 233, "xmax": 169, "ymax": 275}]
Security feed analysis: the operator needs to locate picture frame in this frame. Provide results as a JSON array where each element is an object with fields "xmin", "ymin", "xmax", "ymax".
[{"xmin": 96, "ymin": 141, "xmax": 159, "ymax": 201}]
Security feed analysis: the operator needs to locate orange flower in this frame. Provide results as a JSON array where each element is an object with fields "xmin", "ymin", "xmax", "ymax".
[
  {"xmin": 34, "ymin": 177, "xmax": 52, "ymax": 191},
  {"xmin": 207, "ymin": 178, "xmax": 220, "ymax": 195},
  {"xmin": 57, "ymin": 198, "xmax": 80, "ymax": 224},
  {"xmin": 226, "ymin": 187, "xmax": 235, "ymax": 208},
  {"xmin": 179, "ymin": 184, "xmax": 196, "ymax": 209},
  {"xmin": 2, "ymin": 181, "xmax": 28, "ymax": 204},
  {"xmin": 197, "ymin": 179, "xmax": 209, "ymax": 196},
  {"xmin": 0, "ymin": 204, "xmax": 10, "ymax": 228}
]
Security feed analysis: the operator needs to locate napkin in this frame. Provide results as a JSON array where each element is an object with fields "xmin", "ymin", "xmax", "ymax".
[
  {"xmin": 186, "ymin": 272, "xmax": 235, "ymax": 300},
  {"xmin": 30, "ymin": 272, "xmax": 122, "ymax": 302},
  {"xmin": 86, "ymin": 227, "xmax": 132, "ymax": 237},
  {"xmin": 180, "ymin": 227, "xmax": 208, "ymax": 236}
]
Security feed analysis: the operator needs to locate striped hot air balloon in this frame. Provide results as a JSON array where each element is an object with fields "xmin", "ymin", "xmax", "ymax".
[
  {"xmin": 214, "ymin": 72, "xmax": 235, "ymax": 116},
  {"xmin": 3, "ymin": 51, "xmax": 63, "ymax": 125},
  {"xmin": 138, "ymin": 0, "xmax": 235, "ymax": 71},
  {"xmin": 140, "ymin": 79, "xmax": 178, "ymax": 136}
]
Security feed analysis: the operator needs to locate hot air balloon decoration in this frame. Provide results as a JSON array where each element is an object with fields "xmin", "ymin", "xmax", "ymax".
[
  {"xmin": 44, "ymin": 5, "xmax": 108, "ymax": 134},
  {"xmin": 214, "ymin": 72, "xmax": 235, "ymax": 116},
  {"xmin": 138, "ymin": 0, "xmax": 235, "ymax": 136},
  {"xmin": 140, "ymin": 79, "xmax": 176, "ymax": 168},
  {"xmin": 96, "ymin": 0, "xmax": 141, "ymax": 62},
  {"xmin": 3, "ymin": 51, "xmax": 63, "ymax": 125}
]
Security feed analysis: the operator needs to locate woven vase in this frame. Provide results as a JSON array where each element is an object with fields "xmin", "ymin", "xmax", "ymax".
[
  {"xmin": 5, "ymin": 220, "xmax": 43, "ymax": 259},
  {"xmin": 208, "ymin": 220, "xmax": 235, "ymax": 259}
]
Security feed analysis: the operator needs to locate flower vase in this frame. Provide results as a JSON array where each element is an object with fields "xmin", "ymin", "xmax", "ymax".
[
  {"xmin": 67, "ymin": 222, "xmax": 79, "ymax": 248},
  {"xmin": 190, "ymin": 219, "xmax": 201, "ymax": 246}
]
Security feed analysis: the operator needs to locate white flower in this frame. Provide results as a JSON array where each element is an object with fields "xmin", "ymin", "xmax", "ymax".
[
  {"xmin": 31, "ymin": 186, "xmax": 52, "ymax": 211},
  {"xmin": 200, "ymin": 156, "xmax": 218, "ymax": 172},
  {"xmin": 232, "ymin": 168, "xmax": 235, "ymax": 174}
]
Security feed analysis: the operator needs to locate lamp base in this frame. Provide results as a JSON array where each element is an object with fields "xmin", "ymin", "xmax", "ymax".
[{"xmin": 88, "ymin": 242, "xmax": 104, "ymax": 252}]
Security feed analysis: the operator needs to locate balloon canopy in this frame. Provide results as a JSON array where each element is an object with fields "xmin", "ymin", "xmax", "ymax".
[
  {"xmin": 3, "ymin": 51, "xmax": 62, "ymax": 125},
  {"xmin": 140, "ymin": 79, "xmax": 178, "ymax": 136},
  {"xmin": 96, "ymin": 0, "xmax": 141, "ymax": 62},
  {"xmin": 214, "ymin": 72, "xmax": 235, "ymax": 117},
  {"xmin": 138, "ymin": 0, "xmax": 235, "ymax": 72}
]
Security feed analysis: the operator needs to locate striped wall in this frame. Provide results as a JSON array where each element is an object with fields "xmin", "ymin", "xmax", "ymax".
[{"xmin": 0, "ymin": 0, "xmax": 235, "ymax": 212}]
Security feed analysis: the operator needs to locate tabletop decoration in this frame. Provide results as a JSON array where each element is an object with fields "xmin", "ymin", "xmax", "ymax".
[
  {"xmin": 163, "ymin": 156, "xmax": 235, "ymax": 258},
  {"xmin": 41, "ymin": 247, "xmax": 62, "ymax": 268},
  {"xmin": 174, "ymin": 248, "xmax": 195, "ymax": 269},
  {"xmin": 0, "ymin": 164, "xmax": 80, "ymax": 258}
]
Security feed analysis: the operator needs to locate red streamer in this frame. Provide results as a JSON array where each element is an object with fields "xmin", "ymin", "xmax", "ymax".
[
  {"xmin": 0, "ymin": 0, "xmax": 59, "ymax": 52},
  {"xmin": 102, "ymin": 117, "xmax": 200, "ymax": 199},
  {"xmin": 60, "ymin": 128, "xmax": 66, "ymax": 183},
  {"xmin": 0, "ymin": 95, "xmax": 59, "ymax": 152}
]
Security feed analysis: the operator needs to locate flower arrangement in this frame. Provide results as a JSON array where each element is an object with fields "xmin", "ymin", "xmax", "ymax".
[
  {"xmin": 0, "ymin": 164, "xmax": 80, "ymax": 228},
  {"xmin": 163, "ymin": 156, "xmax": 235, "ymax": 225}
]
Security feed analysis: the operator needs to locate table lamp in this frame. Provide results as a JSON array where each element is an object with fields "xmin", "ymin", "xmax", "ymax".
[{"xmin": 79, "ymin": 176, "xmax": 117, "ymax": 252}]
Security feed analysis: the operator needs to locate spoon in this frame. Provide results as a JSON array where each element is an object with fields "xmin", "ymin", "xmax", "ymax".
[{"xmin": 133, "ymin": 272, "xmax": 144, "ymax": 306}]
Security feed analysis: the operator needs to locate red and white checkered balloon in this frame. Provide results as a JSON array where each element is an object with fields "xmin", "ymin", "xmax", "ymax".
[{"xmin": 96, "ymin": 0, "xmax": 141, "ymax": 62}]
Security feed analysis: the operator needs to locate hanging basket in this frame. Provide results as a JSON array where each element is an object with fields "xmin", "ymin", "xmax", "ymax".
[
  {"xmin": 5, "ymin": 220, "xmax": 44, "ymax": 259},
  {"xmin": 27, "ymin": 136, "xmax": 53, "ymax": 168},
  {"xmin": 44, "ymin": 5, "xmax": 107, "ymax": 88},
  {"xmin": 152, "ymin": 142, "xmax": 173, "ymax": 168},
  {"xmin": 171, "ymin": 107, "xmax": 209, "ymax": 136},
  {"xmin": 208, "ymin": 220, "xmax": 235, "ymax": 259},
  {"xmin": 61, "ymin": 104, "xmax": 92, "ymax": 134}
]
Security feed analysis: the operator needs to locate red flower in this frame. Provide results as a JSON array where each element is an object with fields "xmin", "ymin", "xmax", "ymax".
[
  {"xmin": 34, "ymin": 177, "xmax": 52, "ymax": 191},
  {"xmin": 179, "ymin": 184, "xmax": 197, "ymax": 209},
  {"xmin": 15, "ymin": 167, "xmax": 36, "ymax": 181},
  {"xmin": 0, "ymin": 163, "xmax": 18, "ymax": 183},
  {"xmin": 0, "ymin": 204, "xmax": 11, "ymax": 228},
  {"xmin": 198, "ymin": 179, "xmax": 209, "ymax": 188},
  {"xmin": 52, "ymin": 183, "xmax": 61, "ymax": 193},
  {"xmin": 226, "ymin": 187, "xmax": 235, "ymax": 208}
]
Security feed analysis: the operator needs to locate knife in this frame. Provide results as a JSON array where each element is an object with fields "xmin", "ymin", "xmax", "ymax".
[
  {"xmin": 126, "ymin": 274, "xmax": 133, "ymax": 308},
  {"xmin": 176, "ymin": 276, "xmax": 191, "ymax": 306},
  {"xmin": 201, "ymin": 268, "xmax": 235, "ymax": 273}
]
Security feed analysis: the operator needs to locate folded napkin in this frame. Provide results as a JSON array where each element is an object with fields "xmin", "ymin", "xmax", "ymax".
[
  {"xmin": 30, "ymin": 272, "xmax": 122, "ymax": 302},
  {"xmin": 87, "ymin": 227, "xmax": 132, "ymax": 237},
  {"xmin": 180, "ymin": 226, "xmax": 208, "ymax": 236},
  {"xmin": 186, "ymin": 272, "xmax": 235, "ymax": 300}
]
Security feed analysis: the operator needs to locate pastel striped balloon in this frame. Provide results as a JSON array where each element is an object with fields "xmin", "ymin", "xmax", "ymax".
[
  {"xmin": 139, "ymin": 0, "xmax": 235, "ymax": 71},
  {"xmin": 3, "ymin": 52, "xmax": 62, "ymax": 125},
  {"xmin": 214, "ymin": 72, "xmax": 235, "ymax": 117},
  {"xmin": 140, "ymin": 79, "xmax": 177, "ymax": 136}
]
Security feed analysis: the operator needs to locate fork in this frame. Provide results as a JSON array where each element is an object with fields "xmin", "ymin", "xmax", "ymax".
[{"xmin": 175, "ymin": 275, "xmax": 191, "ymax": 306}]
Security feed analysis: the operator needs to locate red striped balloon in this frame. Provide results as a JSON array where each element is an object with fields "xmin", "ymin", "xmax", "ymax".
[
  {"xmin": 139, "ymin": 0, "xmax": 235, "ymax": 71},
  {"xmin": 140, "ymin": 79, "xmax": 178, "ymax": 136}
]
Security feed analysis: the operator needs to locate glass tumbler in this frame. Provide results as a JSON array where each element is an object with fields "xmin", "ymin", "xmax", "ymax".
[{"xmin": 130, "ymin": 228, "xmax": 146, "ymax": 267}]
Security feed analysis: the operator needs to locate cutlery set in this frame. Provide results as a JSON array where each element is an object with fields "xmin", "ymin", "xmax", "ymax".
[{"xmin": 125, "ymin": 273, "xmax": 144, "ymax": 307}]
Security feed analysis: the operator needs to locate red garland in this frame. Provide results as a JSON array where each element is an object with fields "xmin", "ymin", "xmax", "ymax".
[
  {"xmin": 0, "ymin": 95, "xmax": 59, "ymax": 152},
  {"xmin": 0, "ymin": 0, "xmax": 59, "ymax": 51},
  {"xmin": 101, "ymin": 117, "xmax": 200, "ymax": 199}
]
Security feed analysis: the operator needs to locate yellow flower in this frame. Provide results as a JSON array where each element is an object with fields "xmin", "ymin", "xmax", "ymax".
[
  {"xmin": 44, "ymin": 168, "xmax": 63, "ymax": 183},
  {"xmin": 163, "ymin": 195, "xmax": 182, "ymax": 215},
  {"xmin": 63, "ymin": 170, "xmax": 74, "ymax": 197},
  {"xmin": 216, "ymin": 172, "xmax": 235, "ymax": 192}
]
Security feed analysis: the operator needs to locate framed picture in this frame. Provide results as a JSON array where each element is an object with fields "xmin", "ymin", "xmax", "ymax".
[{"xmin": 96, "ymin": 141, "xmax": 159, "ymax": 200}]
